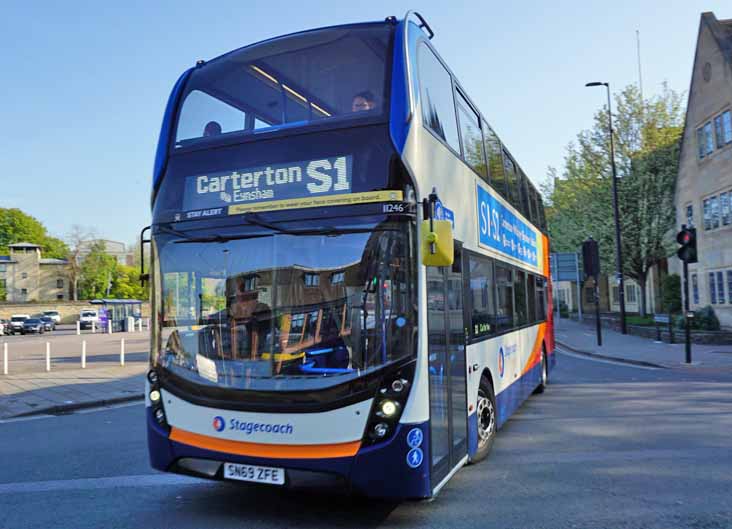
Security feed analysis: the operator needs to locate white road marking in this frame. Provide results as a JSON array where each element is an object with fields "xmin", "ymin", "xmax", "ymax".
[
  {"xmin": 0, "ymin": 474, "xmax": 212, "ymax": 494},
  {"xmin": 556, "ymin": 348, "xmax": 660, "ymax": 370}
]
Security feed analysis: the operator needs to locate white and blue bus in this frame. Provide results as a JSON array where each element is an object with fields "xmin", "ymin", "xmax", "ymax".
[{"xmin": 145, "ymin": 12, "xmax": 555, "ymax": 499}]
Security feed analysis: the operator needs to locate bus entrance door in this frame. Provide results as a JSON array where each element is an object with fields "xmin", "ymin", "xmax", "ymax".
[{"xmin": 426, "ymin": 242, "xmax": 468, "ymax": 490}]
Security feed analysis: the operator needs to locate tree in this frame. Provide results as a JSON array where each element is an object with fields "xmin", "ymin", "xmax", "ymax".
[
  {"xmin": 0, "ymin": 208, "xmax": 68, "ymax": 259},
  {"xmin": 544, "ymin": 84, "xmax": 684, "ymax": 315},
  {"xmin": 109, "ymin": 264, "xmax": 148, "ymax": 300},
  {"xmin": 66, "ymin": 225, "xmax": 95, "ymax": 301},
  {"xmin": 79, "ymin": 241, "xmax": 117, "ymax": 300}
]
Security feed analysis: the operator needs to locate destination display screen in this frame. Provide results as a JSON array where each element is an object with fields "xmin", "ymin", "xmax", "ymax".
[
  {"xmin": 476, "ymin": 183, "xmax": 539, "ymax": 267},
  {"xmin": 182, "ymin": 155, "xmax": 354, "ymax": 211}
]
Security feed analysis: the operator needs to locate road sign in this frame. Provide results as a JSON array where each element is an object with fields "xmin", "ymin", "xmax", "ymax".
[{"xmin": 551, "ymin": 252, "xmax": 579, "ymax": 282}]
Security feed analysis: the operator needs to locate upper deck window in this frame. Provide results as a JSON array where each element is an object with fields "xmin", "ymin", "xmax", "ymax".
[
  {"xmin": 418, "ymin": 43, "xmax": 460, "ymax": 153},
  {"xmin": 455, "ymin": 90, "xmax": 487, "ymax": 178},
  {"xmin": 174, "ymin": 24, "xmax": 392, "ymax": 147}
]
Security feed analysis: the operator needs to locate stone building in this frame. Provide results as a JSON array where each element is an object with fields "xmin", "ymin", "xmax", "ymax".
[
  {"xmin": 0, "ymin": 243, "xmax": 70, "ymax": 302},
  {"xmin": 673, "ymin": 11, "xmax": 732, "ymax": 328}
]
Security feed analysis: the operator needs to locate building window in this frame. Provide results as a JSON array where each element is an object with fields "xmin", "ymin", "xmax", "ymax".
[
  {"xmin": 0, "ymin": 264, "xmax": 6, "ymax": 272},
  {"xmin": 57, "ymin": 294, "xmax": 64, "ymax": 300},
  {"xmin": 722, "ymin": 192, "xmax": 730, "ymax": 226},
  {"xmin": 715, "ymin": 114, "xmax": 725, "ymax": 148},
  {"xmin": 612, "ymin": 286, "xmax": 620, "ymax": 302},
  {"xmin": 242, "ymin": 275, "xmax": 257, "ymax": 291},
  {"xmin": 723, "ymin": 111, "xmax": 732, "ymax": 144},
  {"xmin": 21, "ymin": 288, "xmax": 27, "ymax": 297},
  {"xmin": 704, "ymin": 122, "xmax": 714, "ymax": 155},
  {"xmin": 626, "ymin": 284, "xmax": 637, "ymax": 304},
  {"xmin": 704, "ymin": 198, "xmax": 711, "ymax": 230},
  {"xmin": 697, "ymin": 127, "xmax": 705, "ymax": 159},
  {"xmin": 712, "ymin": 196, "xmax": 720, "ymax": 229},
  {"xmin": 717, "ymin": 271, "xmax": 725, "ymax": 304},
  {"xmin": 303, "ymin": 273, "xmax": 320, "ymax": 287},
  {"xmin": 686, "ymin": 204, "xmax": 694, "ymax": 227},
  {"xmin": 418, "ymin": 43, "xmax": 460, "ymax": 153},
  {"xmin": 709, "ymin": 272, "xmax": 717, "ymax": 304},
  {"xmin": 692, "ymin": 273, "xmax": 699, "ymax": 305},
  {"xmin": 56, "ymin": 279, "xmax": 64, "ymax": 289},
  {"xmin": 330, "ymin": 271, "xmax": 345, "ymax": 285},
  {"xmin": 21, "ymin": 272, "xmax": 28, "ymax": 279}
]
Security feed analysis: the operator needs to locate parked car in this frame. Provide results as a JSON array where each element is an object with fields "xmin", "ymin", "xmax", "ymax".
[
  {"xmin": 40, "ymin": 316, "xmax": 56, "ymax": 332},
  {"xmin": 42, "ymin": 310, "xmax": 61, "ymax": 324},
  {"xmin": 0, "ymin": 319, "xmax": 8, "ymax": 335},
  {"xmin": 8, "ymin": 314, "xmax": 30, "ymax": 335},
  {"xmin": 22, "ymin": 318, "xmax": 45, "ymax": 335},
  {"xmin": 79, "ymin": 310, "xmax": 99, "ymax": 330}
]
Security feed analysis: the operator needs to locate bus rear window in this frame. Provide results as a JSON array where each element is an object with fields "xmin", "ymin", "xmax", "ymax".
[{"xmin": 175, "ymin": 24, "xmax": 393, "ymax": 146}]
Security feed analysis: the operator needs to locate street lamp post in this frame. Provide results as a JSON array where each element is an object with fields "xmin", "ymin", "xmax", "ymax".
[{"xmin": 585, "ymin": 81, "xmax": 627, "ymax": 335}]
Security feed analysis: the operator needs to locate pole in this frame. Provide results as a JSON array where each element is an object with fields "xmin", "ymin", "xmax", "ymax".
[
  {"xmin": 594, "ymin": 279, "xmax": 603, "ymax": 346},
  {"xmin": 76, "ymin": 321, "xmax": 80, "ymax": 335},
  {"xmin": 606, "ymin": 83, "xmax": 627, "ymax": 335},
  {"xmin": 3, "ymin": 343, "xmax": 7, "ymax": 375},
  {"xmin": 81, "ymin": 340, "xmax": 87, "ymax": 369},
  {"xmin": 576, "ymin": 252, "xmax": 583, "ymax": 322},
  {"xmin": 683, "ymin": 260, "xmax": 692, "ymax": 363},
  {"xmin": 120, "ymin": 338, "xmax": 125, "ymax": 366},
  {"xmin": 46, "ymin": 342, "xmax": 51, "ymax": 372}
]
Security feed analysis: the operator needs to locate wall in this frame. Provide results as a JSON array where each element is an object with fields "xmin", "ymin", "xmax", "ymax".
[{"xmin": 0, "ymin": 301, "xmax": 150, "ymax": 323}]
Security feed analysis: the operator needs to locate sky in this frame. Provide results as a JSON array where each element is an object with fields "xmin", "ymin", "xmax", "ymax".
[{"xmin": 1, "ymin": 0, "xmax": 729, "ymax": 246}]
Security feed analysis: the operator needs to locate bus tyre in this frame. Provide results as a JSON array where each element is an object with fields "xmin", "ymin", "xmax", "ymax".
[
  {"xmin": 533, "ymin": 350, "xmax": 548, "ymax": 394},
  {"xmin": 472, "ymin": 376, "xmax": 496, "ymax": 463}
]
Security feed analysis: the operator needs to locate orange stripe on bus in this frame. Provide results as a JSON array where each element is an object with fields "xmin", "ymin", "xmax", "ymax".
[
  {"xmin": 522, "ymin": 323, "xmax": 546, "ymax": 375},
  {"xmin": 169, "ymin": 428, "xmax": 362, "ymax": 459}
]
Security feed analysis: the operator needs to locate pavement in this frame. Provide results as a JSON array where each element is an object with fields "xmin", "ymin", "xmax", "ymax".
[
  {"xmin": 0, "ymin": 326, "xmax": 147, "ymax": 419},
  {"xmin": 554, "ymin": 316, "xmax": 732, "ymax": 371},
  {"xmin": 1, "ymin": 353, "xmax": 730, "ymax": 528}
]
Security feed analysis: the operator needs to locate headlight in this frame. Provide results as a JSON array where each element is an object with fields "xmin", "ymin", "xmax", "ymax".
[
  {"xmin": 149, "ymin": 390, "xmax": 161, "ymax": 403},
  {"xmin": 376, "ymin": 399, "xmax": 400, "ymax": 418}
]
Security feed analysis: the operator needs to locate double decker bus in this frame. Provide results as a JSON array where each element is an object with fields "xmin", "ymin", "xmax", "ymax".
[{"xmin": 145, "ymin": 12, "xmax": 554, "ymax": 499}]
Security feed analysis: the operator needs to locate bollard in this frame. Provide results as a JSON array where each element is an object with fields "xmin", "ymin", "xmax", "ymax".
[
  {"xmin": 138, "ymin": 319, "xmax": 143, "ymax": 332},
  {"xmin": 76, "ymin": 321, "xmax": 81, "ymax": 335},
  {"xmin": 81, "ymin": 340, "xmax": 87, "ymax": 369},
  {"xmin": 146, "ymin": 318, "xmax": 150, "ymax": 331},
  {"xmin": 108, "ymin": 321, "xmax": 113, "ymax": 335},
  {"xmin": 46, "ymin": 342, "xmax": 51, "ymax": 372},
  {"xmin": 92, "ymin": 320, "xmax": 96, "ymax": 334},
  {"xmin": 120, "ymin": 338, "xmax": 125, "ymax": 366},
  {"xmin": 3, "ymin": 343, "xmax": 7, "ymax": 375}
]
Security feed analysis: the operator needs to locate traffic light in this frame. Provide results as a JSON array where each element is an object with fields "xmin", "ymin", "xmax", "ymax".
[
  {"xmin": 676, "ymin": 225, "xmax": 698, "ymax": 264},
  {"xmin": 582, "ymin": 237, "xmax": 600, "ymax": 278}
]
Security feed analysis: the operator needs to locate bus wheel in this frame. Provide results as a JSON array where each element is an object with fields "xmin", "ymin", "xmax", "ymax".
[
  {"xmin": 534, "ymin": 350, "xmax": 548, "ymax": 394},
  {"xmin": 472, "ymin": 376, "xmax": 496, "ymax": 463}
]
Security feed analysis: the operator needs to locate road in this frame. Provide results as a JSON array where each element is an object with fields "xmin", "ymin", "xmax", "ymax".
[{"xmin": 1, "ymin": 353, "xmax": 731, "ymax": 529}]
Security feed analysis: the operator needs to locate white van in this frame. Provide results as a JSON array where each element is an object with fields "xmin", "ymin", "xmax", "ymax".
[
  {"xmin": 79, "ymin": 310, "xmax": 99, "ymax": 330},
  {"xmin": 8, "ymin": 314, "xmax": 30, "ymax": 335}
]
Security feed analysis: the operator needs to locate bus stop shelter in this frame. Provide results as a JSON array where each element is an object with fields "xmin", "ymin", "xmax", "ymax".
[{"xmin": 89, "ymin": 299, "xmax": 143, "ymax": 332}]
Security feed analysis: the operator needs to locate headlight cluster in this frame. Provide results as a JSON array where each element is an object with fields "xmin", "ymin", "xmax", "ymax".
[
  {"xmin": 148, "ymin": 370, "xmax": 168, "ymax": 430},
  {"xmin": 363, "ymin": 362, "xmax": 414, "ymax": 445}
]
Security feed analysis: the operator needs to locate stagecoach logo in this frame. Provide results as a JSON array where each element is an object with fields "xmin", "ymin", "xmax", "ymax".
[
  {"xmin": 183, "ymin": 155, "xmax": 353, "ymax": 211},
  {"xmin": 498, "ymin": 347, "xmax": 505, "ymax": 378},
  {"xmin": 213, "ymin": 416, "xmax": 226, "ymax": 432}
]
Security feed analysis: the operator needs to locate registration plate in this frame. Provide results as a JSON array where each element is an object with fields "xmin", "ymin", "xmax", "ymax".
[{"xmin": 223, "ymin": 462, "xmax": 285, "ymax": 485}]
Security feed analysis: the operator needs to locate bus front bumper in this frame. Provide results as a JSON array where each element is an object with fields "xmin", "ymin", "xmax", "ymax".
[{"xmin": 147, "ymin": 407, "xmax": 431, "ymax": 499}]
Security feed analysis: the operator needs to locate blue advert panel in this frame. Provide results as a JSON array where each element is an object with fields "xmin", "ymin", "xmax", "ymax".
[
  {"xmin": 476, "ymin": 184, "xmax": 539, "ymax": 267},
  {"xmin": 182, "ymin": 155, "xmax": 353, "ymax": 211}
]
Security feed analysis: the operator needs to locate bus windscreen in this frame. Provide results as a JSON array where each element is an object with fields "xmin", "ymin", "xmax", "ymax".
[{"xmin": 174, "ymin": 24, "xmax": 393, "ymax": 146}]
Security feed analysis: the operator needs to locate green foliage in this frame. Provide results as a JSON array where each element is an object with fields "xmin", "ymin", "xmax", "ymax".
[
  {"xmin": 625, "ymin": 315, "xmax": 655, "ymax": 326},
  {"xmin": 661, "ymin": 274, "xmax": 682, "ymax": 314},
  {"xmin": 0, "ymin": 208, "xmax": 69, "ymax": 259},
  {"xmin": 674, "ymin": 305, "xmax": 720, "ymax": 331},
  {"xmin": 544, "ymin": 84, "xmax": 684, "ymax": 316},
  {"xmin": 109, "ymin": 264, "xmax": 148, "ymax": 300},
  {"xmin": 79, "ymin": 241, "xmax": 117, "ymax": 299},
  {"xmin": 0, "ymin": 282, "xmax": 6, "ymax": 301}
]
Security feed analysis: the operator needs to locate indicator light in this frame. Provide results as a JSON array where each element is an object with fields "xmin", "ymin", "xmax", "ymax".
[
  {"xmin": 391, "ymin": 379, "xmax": 406, "ymax": 393},
  {"xmin": 154, "ymin": 408, "xmax": 165, "ymax": 423},
  {"xmin": 147, "ymin": 370, "xmax": 159, "ymax": 384},
  {"xmin": 373, "ymin": 423, "xmax": 389, "ymax": 438}
]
